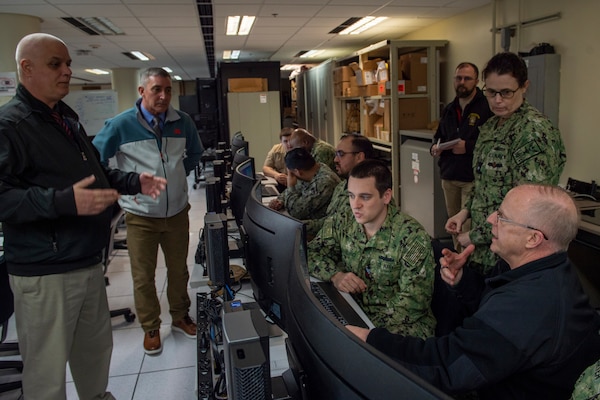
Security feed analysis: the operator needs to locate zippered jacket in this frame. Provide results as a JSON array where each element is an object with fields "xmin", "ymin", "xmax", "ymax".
[
  {"xmin": 0, "ymin": 85, "xmax": 142, "ymax": 276},
  {"xmin": 93, "ymin": 99, "xmax": 203, "ymax": 218}
]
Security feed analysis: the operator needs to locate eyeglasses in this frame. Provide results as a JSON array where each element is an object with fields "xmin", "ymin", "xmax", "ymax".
[
  {"xmin": 454, "ymin": 76, "xmax": 475, "ymax": 82},
  {"xmin": 335, "ymin": 150, "xmax": 359, "ymax": 158},
  {"xmin": 496, "ymin": 209, "xmax": 548, "ymax": 240},
  {"xmin": 483, "ymin": 87, "xmax": 520, "ymax": 99}
]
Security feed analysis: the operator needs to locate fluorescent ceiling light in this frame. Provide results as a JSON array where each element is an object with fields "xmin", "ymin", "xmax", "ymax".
[
  {"xmin": 131, "ymin": 51, "xmax": 149, "ymax": 61},
  {"xmin": 300, "ymin": 49, "xmax": 324, "ymax": 58},
  {"xmin": 226, "ymin": 15, "xmax": 255, "ymax": 36},
  {"xmin": 85, "ymin": 68, "xmax": 110, "ymax": 75},
  {"xmin": 226, "ymin": 16, "xmax": 240, "ymax": 35},
  {"xmin": 173, "ymin": 75, "xmax": 182, "ymax": 81},
  {"xmin": 339, "ymin": 16, "xmax": 387, "ymax": 35},
  {"xmin": 223, "ymin": 50, "xmax": 240, "ymax": 60},
  {"xmin": 238, "ymin": 16, "xmax": 255, "ymax": 35},
  {"xmin": 162, "ymin": 67, "xmax": 173, "ymax": 73},
  {"xmin": 125, "ymin": 51, "xmax": 152, "ymax": 61}
]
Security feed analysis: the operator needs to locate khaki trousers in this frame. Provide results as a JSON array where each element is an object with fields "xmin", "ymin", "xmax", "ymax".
[
  {"xmin": 125, "ymin": 204, "xmax": 191, "ymax": 332},
  {"xmin": 441, "ymin": 179, "xmax": 474, "ymax": 251},
  {"xmin": 9, "ymin": 263, "xmax": 114, "ymax": 400}
]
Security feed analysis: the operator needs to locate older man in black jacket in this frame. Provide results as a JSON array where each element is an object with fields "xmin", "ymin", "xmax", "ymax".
[
  {"xmin": 348, "ymin": 184, "xmax": 600, "ymax": 400},
  {"xmin": 0, "ymin": 33, "xmax": 165, "ymax": 400}
]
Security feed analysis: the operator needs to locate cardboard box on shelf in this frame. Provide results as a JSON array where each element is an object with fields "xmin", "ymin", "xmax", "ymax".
[
  {"xmin": 349, "ymin": 62, "xmax": 366, "ymax": 86},
  {"xmin": 381, "ymin": 80, "xmax": 406, "ymax": 95},
  {"xmin": 334, "ymin": 81, "xmax": 351, "ymax": 97},
  {"xmin": 405, "ymin": 81, "xmax": 427, "ymax": 94},
  {"xmin": 398, "ymin": 52, "xmax": 428, "ymax": 94},
  {"xmin": 347, "ymin": 86, "xmax": 364, "ymax": 97},
  {"xmin": 333, "ymin": 66, "xmax": 353, "ymax": 83},
  {"xmin": 365, "ymin": 84, "xmax": 379, "ymax": 96},
  {"xmin": 362, "ymin": 59, "xmax": 380, "ymax": 85},
  {"xmin": 398, "ymin": 97, "xmax": 429, "ymax": 130},
  {"xmin": 228, "ymin": 78, "xmax": 268, "ymax": 92}
]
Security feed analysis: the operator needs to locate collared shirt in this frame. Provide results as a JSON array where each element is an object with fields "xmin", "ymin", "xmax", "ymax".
[{"xmin": 139, "ymin": 104, "xmax": 165, "ymax": 131}]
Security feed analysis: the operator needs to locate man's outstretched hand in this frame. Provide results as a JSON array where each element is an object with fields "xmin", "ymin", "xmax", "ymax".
[{"xmin": 139, "ymin": 172, "xmax": 167, "ymax": 199}]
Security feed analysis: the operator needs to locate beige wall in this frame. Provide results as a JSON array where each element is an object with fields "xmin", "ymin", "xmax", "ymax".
[{"xmin": 401, "ymin": 0, "xmax": 600, "ymax": 184}]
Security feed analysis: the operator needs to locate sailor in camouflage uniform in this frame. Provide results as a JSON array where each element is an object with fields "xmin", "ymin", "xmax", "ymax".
[
  {"xmin": 289, "ymin": 128, "xmax": 337, "ymax": 172},
  {"xmin": 446, "ymin": 52, "xmax": 566, "ymax": 275},
  {"xmin": 571, "ymin": 359, "xmax": 600, "ymax": 400},
  {"xmin": 306, "ymin": 133, "xmax": 374, "ymax": 235},
  {"xmin": 268, "ymin": 147, "xmax": 340, "ymax": 237},
  {"xmin": 309, "ymin": 159, "xmax": 436, "ymax": 339}
]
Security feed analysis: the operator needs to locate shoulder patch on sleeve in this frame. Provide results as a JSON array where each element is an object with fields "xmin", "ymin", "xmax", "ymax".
[{"xmin": 402, "ymin": 239, "xmax": 429, "ymax": 269}]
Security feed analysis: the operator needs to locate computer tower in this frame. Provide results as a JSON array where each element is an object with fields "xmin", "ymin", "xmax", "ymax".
[
  {"xmin": 204, "ymin": 213, "xmax": 230, "ymax": 287},
  {"xmin": 222, "ymin": 308, "xmax": 271, "ymax": 400},
  {"xmin": 205, "ymin": 177, "xmax": 223, "ymax": 214}
]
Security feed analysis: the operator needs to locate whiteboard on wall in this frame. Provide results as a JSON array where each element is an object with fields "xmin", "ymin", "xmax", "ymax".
[{"xmin": 63, "ymin": 90, "xmax": 118, "ymax": 136}]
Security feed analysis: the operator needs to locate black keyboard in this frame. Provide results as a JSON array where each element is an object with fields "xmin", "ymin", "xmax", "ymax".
[
  {"xmin": 310, "ymin": 281, "xmax": 369, "ymax": 328},
  {"xmin": 261, "ymin": 185, "xmax": 279, "ymax": 197}
]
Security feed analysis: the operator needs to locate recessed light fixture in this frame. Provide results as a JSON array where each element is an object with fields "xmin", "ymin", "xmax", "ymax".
[
  {"xmin": 173, "ymin": 75, "xmax": 182, "ymax": 81},
  {"xmin": 300, "ymin": 49, "xmax": 324, "ymax": 58},
  {"xmin": 223, "ymin": 50, "xmax": 240, "ymax": 60},
  {"xmin": 226, "ymin": 15, "xmax": 255, "ymax": 36},
  {"xmin": 122, "ymin": 51, "xmax": 155, "ymax": 61},
  {"xmin": 162, "ymin": 67, "xmax": 173, "ymax": 73},
  {"xmin": 339, "ymin": 16, "xmax": 387, "ymax": 35},
  {"xmin": 85, "ymin": 68, "xmax": 110, "ymax": 75}
]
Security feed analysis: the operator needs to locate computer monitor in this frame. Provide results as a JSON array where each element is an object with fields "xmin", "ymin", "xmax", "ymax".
[
  {"xmin": 230, "ymin": 157, "xmax": 256, "ymax": 227},
  {"xmin": 241, "ymin": 181, "xmax": 306, "ymax": 332},
  {"xmin": 231, "ymin": 148, "xmax": 252, "ymax": 172},
  {"xmin": 231, "ymin": 132, "xmax": 249, "ymax": 157},
  {"xmin": 284, "ymin": 235, "xmax": 452, "ymax": 399}
]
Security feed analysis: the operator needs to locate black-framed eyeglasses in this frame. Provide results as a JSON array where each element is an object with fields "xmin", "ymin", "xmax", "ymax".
[
  {"xmin": 335, "ymin": 150, "xmax": 359, "ymax": 158},
  {"xmin": 496, "ymin": 209, "xmax": 548, "ymax": 240},
  {"xmin": 482, "ymin": 86, "xmax": 520, "ymax": 99}
]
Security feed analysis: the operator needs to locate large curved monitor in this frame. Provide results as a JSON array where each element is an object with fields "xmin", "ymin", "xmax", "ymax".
[
  {"xmin": 231, "ymin": 132, "xmax": 249, "ymax": 157},
  {"xmin": 229, "ymin": 157, "xmax": 256, "ymax": 227},
  {"xmin": 285, "ymin": 234, "xmax": 451, "ymax": 399},
  {"xmin": 241, "ymin": 181, "xmax": 305, "ymax": 331},
  {"xmin": 231, "ymin": 148, "xmax": 252, "ymax": 172}
]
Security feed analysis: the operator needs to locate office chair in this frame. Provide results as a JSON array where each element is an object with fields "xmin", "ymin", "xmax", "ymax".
[
  {"xmin": 0, "ymin": 256, "xmax": 23, "ymax": 396},
  {"xmin": 104, "ymin": 206, "xmax": 136, "ymax": 323}
]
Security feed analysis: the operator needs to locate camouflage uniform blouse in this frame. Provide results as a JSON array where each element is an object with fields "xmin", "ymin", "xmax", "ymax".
[
  {"xmin": 311, "ymin": 139, "xmax": 337, "ymax": 172},
  {"xmin": 308, "ymin": 202, "xmax": 436, "ymax": 339},
  {"xmin": 570, "ymin": 359, "xmax": 600, "ymax": 400},
  {"xmin": 278, "ymin": 163, "xmax": 340, "ymax": 226},
  {"xmin": 466, "ymin": 100, "xmax": 566, "ymax": 274},
  {"xmin": 305, "ymin": 179, "xmax": 352, "ymax": 237}
]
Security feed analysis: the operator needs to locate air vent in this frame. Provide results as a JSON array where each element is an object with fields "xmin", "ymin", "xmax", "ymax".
[
  {"xmin": 197, "ymin": 0, "xmax": 216, "ymax": 78},
  {"xmin": 61, "ymin": 17, "xmax": 124, "ymax": 36},
  {"xmin": 329, "ymin": 17, "xmax": 362, "ymax": 34}
]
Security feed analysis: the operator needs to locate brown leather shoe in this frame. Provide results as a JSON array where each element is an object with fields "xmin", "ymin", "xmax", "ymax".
[
  {"xmin": 172, "ymin": 315, "xmax": 197, "ymax": 338},
  {"xmin": 143, "ymin": 329, "xmax": 162, "ymax": 355}
]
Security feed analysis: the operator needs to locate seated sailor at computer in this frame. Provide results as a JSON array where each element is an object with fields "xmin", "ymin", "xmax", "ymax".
[
  {"xmin": 347, "ymin": 184, "xmax": 600, "ymax": 399},
  {"xmin": 268, "ymin": 147, "xmax": 340, "ymax": 238},
  {"xmin": 288, "ymin": 128, "xmax": 337, "ymax": 173},
  {"xmin": 306, "ymin": 133, "xmax": 375, "ymax": 236},
  {"xmin": 262, "ymin": 127, "xmax": 293, "ymax": 189},
  {"xmin": 309, "ymin": 159, "xmax": 436, "ymax": 339}
]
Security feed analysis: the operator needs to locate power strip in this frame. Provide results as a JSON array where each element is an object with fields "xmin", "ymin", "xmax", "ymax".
[{"xmin": 197, "ymin": 292, "xmax": 214, "ymax": 400}]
